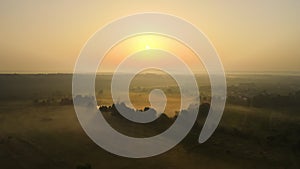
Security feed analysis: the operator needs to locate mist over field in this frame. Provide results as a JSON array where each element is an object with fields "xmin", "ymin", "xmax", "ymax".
[
  {"xmin": 1, "ymin": 1, "xmax": 300, "ymax": 168},
  {"xmin": 0, "ymin": 73, "xmax": 300, "ymax": 169}
]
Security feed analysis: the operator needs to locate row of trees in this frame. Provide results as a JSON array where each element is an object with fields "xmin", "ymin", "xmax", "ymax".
[
  {"xmin": 227, "ymin": 90, "xmax": 300, "ymax": 108},
  {"xmin": 99, "ymin": 102, "xmax": 210, "ymax": 124}
]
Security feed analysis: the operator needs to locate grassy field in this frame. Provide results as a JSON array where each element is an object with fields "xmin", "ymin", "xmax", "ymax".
[
  {"xmin": 0, "ymin": 74, "xmax": 299, "ymax": 169},
  {"xmin": 0, "ymin": 101, "xmax": 299, "ymax": 169}
]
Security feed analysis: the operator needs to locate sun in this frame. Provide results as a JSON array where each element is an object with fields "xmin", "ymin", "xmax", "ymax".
[{"xmin": 145, "ymin": 45, "xmax": 151, "ymax": 50}]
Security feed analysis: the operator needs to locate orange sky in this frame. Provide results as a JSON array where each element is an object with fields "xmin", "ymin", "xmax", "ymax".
[
  {"xmin": 98, "ymin": 34, "xmax": 206, "ymax": 74},
  {"xmin": 0, "ymin": 0, "xmax": 299, "ymax": 73}
]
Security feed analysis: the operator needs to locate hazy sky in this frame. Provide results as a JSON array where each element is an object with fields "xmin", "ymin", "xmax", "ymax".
[{"xmin": 0, "ymin": 0, "xmax": 299, "ymax": 73}]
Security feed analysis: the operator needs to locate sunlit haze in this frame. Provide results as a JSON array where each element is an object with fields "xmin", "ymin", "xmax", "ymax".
[{"xmin": 0, "ymin": 0, "xmax": 299, "ymax": 73}]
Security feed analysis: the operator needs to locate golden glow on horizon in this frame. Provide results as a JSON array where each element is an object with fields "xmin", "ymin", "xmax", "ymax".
[
  {"xmin": 98, "ymin": 34, "xmax": 206, "ymax": 73},
  {"xmin": 0, "ymin": 1, "xmax": 299, "ymax": 73}
]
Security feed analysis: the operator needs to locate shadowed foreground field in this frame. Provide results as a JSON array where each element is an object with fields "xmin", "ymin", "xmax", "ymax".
[
  {"xmin": 0, "ymin": 74, "xmax": 299, "ymax": 169},
  {"xmin": 0, "ymin": 101, "xmax": 299, "ymax": 169}
]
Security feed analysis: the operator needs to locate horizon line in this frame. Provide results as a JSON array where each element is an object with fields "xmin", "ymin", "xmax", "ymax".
[{"xmin": 0, "ymin": 70, "xmax": 300, "ymax": 76}]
